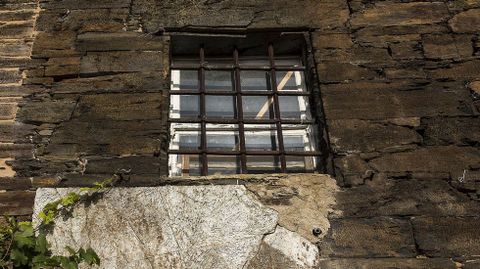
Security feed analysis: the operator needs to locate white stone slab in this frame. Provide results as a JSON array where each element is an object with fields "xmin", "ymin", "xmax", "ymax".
[{"xmin": 34, "ymin": 186, "xmax": 278, "ymax": 269}]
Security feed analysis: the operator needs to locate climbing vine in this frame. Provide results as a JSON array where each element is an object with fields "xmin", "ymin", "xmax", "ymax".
[{"xmin": 0, "ymin": 176, "xmax": 118, "ymax": 269}]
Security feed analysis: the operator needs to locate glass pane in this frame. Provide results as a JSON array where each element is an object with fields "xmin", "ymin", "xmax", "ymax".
[
  {"xmin": 205, "ymin": 71, "xmax": 233, "ymax": 92},
  {"xmin": 170, "ymin": 70, "xmax": 198, "ymax": 91},
  {"xmin": 276, "ymin": 71, "xmax": 306, "ymax": 92},
  {"xmin": 206, "ymin": 124, "xmax": 239, "ymax": 151},
  {"xmin": 278, "ymin": 96, "xmax": 312, "ymax": 120},
  {"xmin": 244, "ymin": 124, "xmax": 278, "ymax": 151},
  {"xmin": 169, "ymin": 95, "xmax": 200, "ymax": 119},
  {"xmin": 285, "ymin": 156, "xmax": 317, "ymax": 172},
  {"xmin": 169, "ymin": 123, "xmax": 201, "ymax": 151},
  {"xmin": 282, "ymin": 125, "xmax": 318, "ymax": 152},
  {"xmin": 275, "ymin": 56, "xmax": 303, "ymax": 67},
  {"xmin": 242, "ymin": 96, "xmax": 274, "ymax": 119},
  {"xmin": 205, "ymin": 95, "xmax": 236, "ymax": 118},
  {"xmin": 240, "ymin": 71, "xmax": 269, "ymax": 91},
  {"xmin": 247, "ymin": 155, "xmax": 281, "ymax": 173},
  {"xmin": 169, "ymin": 154, "xmax": 201, "ymax": 176},
  {"xmin": 207, "ymin": 155, "xmax": 241, "ymax": 175}
]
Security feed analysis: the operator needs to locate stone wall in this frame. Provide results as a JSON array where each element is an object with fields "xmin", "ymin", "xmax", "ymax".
[
  {"xmin": 0, "ymin": 0, "xmax": 39, "ymax": 218},
  {"xmin": 1, "ymin": 0, "xmax": 479, "ymax": 268}
]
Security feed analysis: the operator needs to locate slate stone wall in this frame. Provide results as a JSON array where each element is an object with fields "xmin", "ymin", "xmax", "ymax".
[
  {"xmin": 1, "ymin": 0, "xmax": 480, "ymax": 268},
  {"xmin": 0, "ymin": 0, "xmax": 39, "ymax": 218}
]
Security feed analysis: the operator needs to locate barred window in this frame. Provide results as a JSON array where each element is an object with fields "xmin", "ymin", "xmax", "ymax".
[{"xmin": 168, "ymin": 34, "xmax": 324, "ymax": 176}]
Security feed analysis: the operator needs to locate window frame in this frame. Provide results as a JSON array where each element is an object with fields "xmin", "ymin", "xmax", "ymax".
[{"xmin": 168, "ymin": 39, "xmax": 327, "ymax": 176}]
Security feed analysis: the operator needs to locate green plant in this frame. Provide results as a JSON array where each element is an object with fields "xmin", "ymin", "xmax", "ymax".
[{"xmin": 0, "ymin": 176, "xmax": 117, "ymax": 269}]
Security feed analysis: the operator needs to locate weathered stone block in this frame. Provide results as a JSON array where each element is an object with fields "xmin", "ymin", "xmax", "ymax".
[
  {"xmin": 40, "ymin": 0, "xmax": 131, "ymax": 9},
  {"xmin": 80, "ymin": 51, "xmax": 163, "ymax": 74},
  {"xmin": 463, "ymin": 260, "xmax": 480, "ymax": 269},
  {"xmin": 318, "ymin": 258, "xmax": 456, "ymax": 269},
  {"xmin": 136, "ymin": 0, "xmax": 348, "ymax": 32},
  {"xmin": 44, "ymin": 57, "xmax": 81, "ymax": 77},
  {"xmin": 422, "ymin": 117, "xmax": 480, "ymax": 146},
  {"xmin": 34, "ymin": 186, "xmax": 279, "ymax": 268},
  {"xmin": 334, "ymin": 155, "xmax": 373, "ymax": 186},
  {"xmin": 77, "ymin": 32, "xmax": 164, "ymax": 52},
  {"xmin": 448, "ymin": 9, "xmax": 480, "ymax": 33},
  {"xmin": 389, "ymin": 42, "xmax": 423, "ymax": 60},
  {"xmin": 0, "ymin": 123, "xmax": 34, "ymax": 143},
  {"xmin": 322, "ymin": 82, "xmax": 474, "ymax": 119},
  {"xmin": 427, "ymin": 60, "xmax": 480, "ymax": 80},
  {"xmin": 72, "ymin": 93, "xmax": 164, "ymax": 121},
  {"xmin": 35, "ymin": 8, "xmax": 129, "ymax": 33},
  {"xmin": 318, "ymin": 217, "xmax": 416, "ymax": 258},
  {"xmin": 335, "ymin": 174, "xmax": 480, "ymax": 217},
  {"xmin": 0, "ymin": 22, "xmax": 33, "ymax": 38},
  {"xmin": 46, "ymin": 120, "xmax": 164, "ymax": 157},
  {"xmin": 470, "ymin": 81, "xmax": 480, "ymax": 95},
  {"xmin": 0, "ymin": 102, "xmax": 17, "ymax": 120},
  {"xmin": 317, "ymin": 62, "xmax": 378, "ymax": 82},
  {"xmin": 17, "ymin": 100, "xmax": 77, "ymax": 123},
  {"xmin": 315, "ymin": 46, "xmax": 392, "ymax": 65},
  {"xmin": 350, "ymin": 2, "xmax": 449, "ymax": 28},
  {"xmin": 0, "ymin": 143, "xmax": 33, "ymax": 158},
  {"xmin": 0, "ymin": 190, "xmax": 35, "ymax": 215},
  {"xmin": 247, "ymin": 227, "xmax": 319, "ymax": 269},
  {"xmin": 0, "ymin": 56, "xmax": 34, "ymax": 68},
  {"xmin": 312, "ymin": 33, "xmax": 352, "ymax": 49},
  {"xmin": 0, "ymin": 9, "xmax": 35, "ymax": 21},
  {"xmin": 422, "ymin": 34, "xmax": 474, "ymax": 59},
  {"xmin": 0, "ymin": 158, "xmax": 14, "ymax": 177},
  {"xmin": 412, "ymin": 216, "xmax": 480, "ymax": 257},
  {"xmin": 354, "ymin": 27, "xmax": 425, "ymax": 47},
  {"xmin": 0, "ymin": 177, "xmax": 31, "ymax": 191},
  {"xmin": 0, "ymin": 41, "xmax": 31, "ymax": 57},
  {"xmin": 0, "ymin": 85, "xmax": 38, "ymax": 98},
  {"xmin": 246, "ymin": 174, "xmax": 338, "ymax": 242},
  {"xmin": 31, "ymin": 31, "xmax": 77, "ymax": 58},
  {"xmin": 328, "ymin": 119, "xmax": 421, "ymax": 153},
  {"xmin": 84, "ymin": 156, "xmax": 161, "ymax": 175},
  {"xmin": 385, "ymin": 67, "xmax": 427, "ymax": 80},
  {"xmin": 0, "ymin": 68, "xmax": 21, "ymax": 84},
  {"xmin": 52, "ymin": 72, "xmax": 166, "ymax": 94},
  {"xmin": 369, "ymin": 146, "xmax": 480, "ymax": 178}
]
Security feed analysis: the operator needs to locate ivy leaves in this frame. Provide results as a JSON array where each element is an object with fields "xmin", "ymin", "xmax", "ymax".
[
  {"xmin": 38, "ymin": 192, "xmax": 80, "ymax": 226},
  {"xmin": 0, "ymin": 177, "xmax": 116, "ymax": 268},
  {"xmin": 1, "ymin": 216, "xmax": 100, "ymax": 269}
]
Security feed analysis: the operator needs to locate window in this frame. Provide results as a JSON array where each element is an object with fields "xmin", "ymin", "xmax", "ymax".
[{"xmin": 168, "ymin": 33, "xmax": 325, "ymax": 176}]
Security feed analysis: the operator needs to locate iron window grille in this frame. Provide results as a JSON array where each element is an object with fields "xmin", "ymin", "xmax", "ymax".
[{"xmin": 168, "ymin": 41, "xmax": 323, "ymax": 176}]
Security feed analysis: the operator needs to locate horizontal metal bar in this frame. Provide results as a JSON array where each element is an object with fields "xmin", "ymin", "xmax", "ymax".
[
  {"xmin": 169, "ymin": 90, "xmax": 310, "ymax": 96},
  {"xmin": 168, "ymin": 118, "xmax": 315, "ymax": 124},
  {"xmin": 171, "ymin": 65, "xmax": 305, "ymax": 71},
  {"xmin": 168, "ymin": 150, "xmax": 323, "ymax": 156}
]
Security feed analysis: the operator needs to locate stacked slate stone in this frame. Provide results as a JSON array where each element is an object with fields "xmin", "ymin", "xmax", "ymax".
[{"xmin": 0, "ymin": 0, "xmax": 479, "ymax": 268}]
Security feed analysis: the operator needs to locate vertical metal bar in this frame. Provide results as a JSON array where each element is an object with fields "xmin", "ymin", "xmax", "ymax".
[
  {"xmin": 268, "ymin": 44, "xmax": 287, "ymax": 172},
  {"xmin": 199, "ymin": 47, "xmax": 208, "ymax": 176},
  {"xmin": 233, "ymin": 48, "xmax": 248, "ymax": 173}
]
